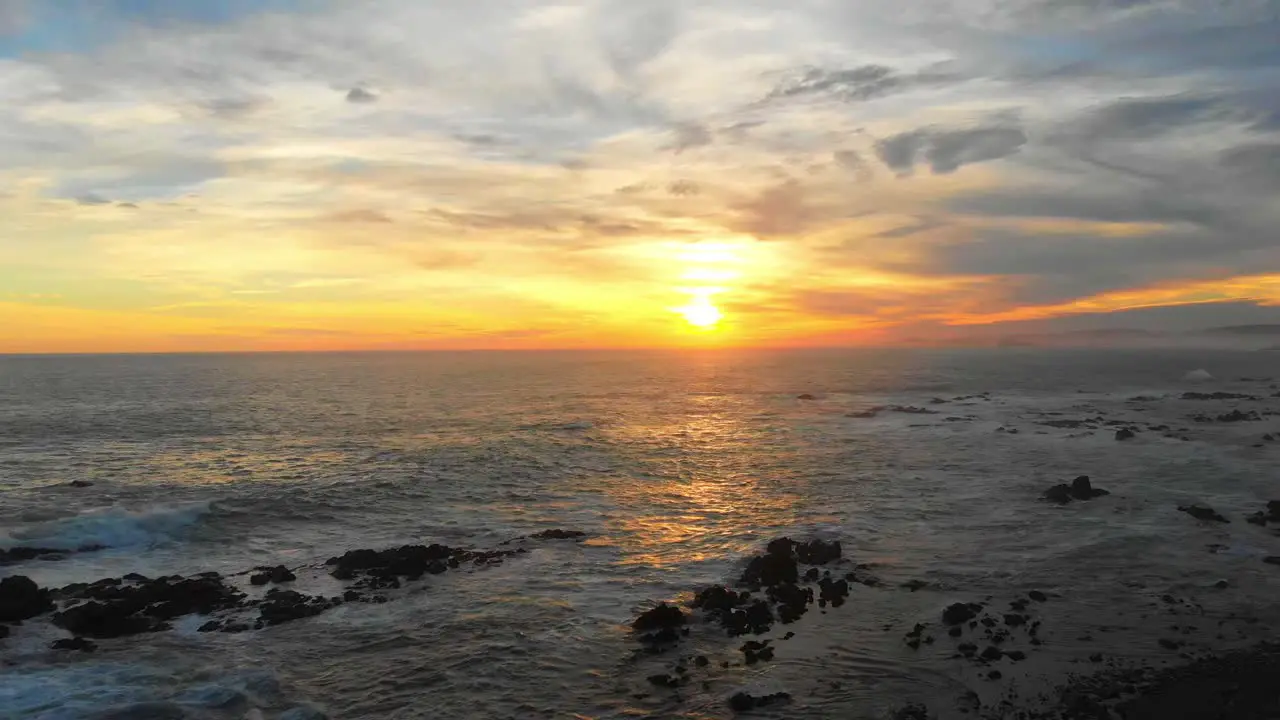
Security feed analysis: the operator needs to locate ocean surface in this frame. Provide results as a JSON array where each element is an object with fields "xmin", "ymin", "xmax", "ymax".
[{"xmin": 2, "ymin": 349, "xmax": 1279, "ymax": 719}]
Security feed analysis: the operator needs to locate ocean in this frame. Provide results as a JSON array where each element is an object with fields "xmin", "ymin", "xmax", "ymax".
[{"xmin": 1, "ymin": 349, "xmax": 1278, "ymax": 719}]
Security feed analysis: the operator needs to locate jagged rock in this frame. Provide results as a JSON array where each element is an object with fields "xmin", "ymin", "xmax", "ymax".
[
  {"xmin": 53, "ymin": 575, "xmax": 244, "ymax": 638},
  {"xmin": 258, "ymin": 589, "xmax": 334, "ymax": 626},
  {"xmin": 0, "ymin": 575, "xmax": 54, "ymax": 622},
  {"xmin": 1179, "ymin": 505, "xmax": 1230, "ymax": 523},
  {"xmin": 795, "ymin": 539, "xmax": 842, "ymax": 565},
  {"xmin": 632, "ymin": 603, "xmax": 686, "ymax": 632},
  {"xmin": 1115, "ymin": 428, "xmax": 1136, "ymax": 441},
  {"xmin": 1028, "ymin": 590, "xmax": 1048, "ymax": 602}
]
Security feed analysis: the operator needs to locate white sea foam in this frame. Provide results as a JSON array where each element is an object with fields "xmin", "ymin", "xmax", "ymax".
[
  {"xmin": 1183, "ymin": 368, "xmax": 1214, "ymax": 382},
  {"xmin": 2, "ymin": 502, "xmax": 211, "ymax": 551}
]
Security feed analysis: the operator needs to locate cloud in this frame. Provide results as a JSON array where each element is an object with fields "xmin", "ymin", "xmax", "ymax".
[
  {"xmin": 1063, "ymin": 94, "xmax": 1239, "ymax": 140},
  {"xmin": 1220, "ymin": 143, "xmax": 1280, "ymax": 187},
  {"xmin": 876, "ymin": 124, "xmax": 1027, "ymax": 175},
  {"xmin": 345, "ymin": 87, "xmax": 377, "ymax": 104},
  {"xmin": 764, "ymin": 64, "xmax": 960, "ymax": 105}
]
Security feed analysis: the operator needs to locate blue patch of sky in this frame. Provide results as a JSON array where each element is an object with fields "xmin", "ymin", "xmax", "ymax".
[{"xmin": 0, "ymin": 0, "xmax": 324, "ymax": 58}]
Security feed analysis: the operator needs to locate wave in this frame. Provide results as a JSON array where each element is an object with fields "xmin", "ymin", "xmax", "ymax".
[{"xmin": 2, "ymin": 502, "xmax": 211, "ymax": 552}]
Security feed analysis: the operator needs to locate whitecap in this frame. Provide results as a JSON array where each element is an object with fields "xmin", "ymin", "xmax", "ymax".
[{"xmin": 2, "ymin": 502, "xmax": 211, "ymax": 552}]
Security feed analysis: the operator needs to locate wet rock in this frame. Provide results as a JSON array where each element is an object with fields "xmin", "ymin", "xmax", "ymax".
[
  {"xmin": 692, "ymin": 585, "xmax": 746, "ymax": 614},
  {"xmin": 1264, "ymin": 557, "xmax": 1280, "ymax": 566},
  {"xmin": 958, "ymin": 643, "xmax": 978, "ymax": 657},
  {"xmin": 1214, "ymin": 579, "xmax": 1231, "ymax": 589},
  {"xmin": 1028, "ymin": 590, "xmax": 1047, "ymax": 602},
  {"xmin": 818, "ymin": 577, "xmax": 849, "ymax": 607},
  {"xmin": 722, "ymin": 600, "xmax": 774, "ymax": 636},
  {"xmin": 728, "ymin": 691, "xmax": 791, "ymax": 713},
  {"xmin": 257, "ymin": 588, "xmax": 334, "ymax": 626},
  {"xmin": 695, "ymin": 655, "xmax": 709, "ymax": 667},
  {"xmin": 1179, "ymin": 505, "xmax": 1230, "ymax": 523},
  {"xmin": 1005, "ymin": 650, "xmax": 1027, "ymax": 661},
  {"xmin": 647, "ymin": 673, "xmax": 680, "ymax": 688},
  {"xmin": 633, "ymin": 603, "xmax": 687, "ymax": 632},
  {"xmin": 1182, "ymin": 392, "xmax": 1255, "ymax": 400},
  {"xmin": 51, "ymin": 637, "xmax": 97, "ymax": 652},
  {"xmin": 530, "ymin": 529, "xmax": 587, "ymax": 540},
  {"xmin": 0, "ymin": 575, "xmax": 54, "ymax": 622},
  {"xmin": 795, "ymin": 539, "xmax": 841, "ymax": 565},
  {"xmin": 197, "ymin": 620, "xmax": 223, "ymax": 632},
  {"xmin": 948, "ymin": 626, "xmax": 963, "ymax": 637},
  {"xmin": 943, "ymin": 602, "xmax": 983, "ymax": 625},
  {"xmin": 54, "ymin": 601, "xmax": 165, "ymax": 637},
  {"xmin": 891, "ymin": 702, "xmax": 932, "ymax": 720},
  {"xmin": 1115, "ymin": 428, "xmax": 1136, "ymax": 441},
  {"xmin": 740, "ymin": 540, "xmax": 799, "ymax": 588},
  {"xmin": 981, "ymin": 645, "xmax": 1004, "ymax": 661},
  {"xmin": 1044, "ymin": 476, "xmax": 1110, "ymax": 504},
  {"xmin": 1004, "ymin": 613, "xmax": 1027, "ymax": 627},
  {"xmin": 988, "ymin": 670, "xmax": 1003, "ymax": 680},
  {"xmin": 740, "ymin": 639, "xmax": 774, "ymax": 664},
  {"xmin": 768, "ymin": 583, "xmax": 813, "ymax": 624},
  {"xmin": 1159, "ymin": 638, "xmax": 1183, "ymax": 650},
  {"xmin": 902, "ymin": 580, "xmax": 929, "ymax": 592},
  {"xmin": 796, "ymin": 394, "xmax": 817, "ymax": 400},
  {"xmin": 68, "ymin": 480, "xmax": 94, "ymax": 488},
  {"xmin": 251, "ymin": 565, "xmax": 296, "ymax": 586}
]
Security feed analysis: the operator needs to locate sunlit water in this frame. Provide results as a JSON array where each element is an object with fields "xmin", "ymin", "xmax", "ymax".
[{"xmin": 2, "ymin": 349, "xmax": 1279, "ymax": 719}]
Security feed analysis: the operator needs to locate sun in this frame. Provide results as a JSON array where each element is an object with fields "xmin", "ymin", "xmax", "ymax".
[{"xmin": 676, "ymin": 297, "xmax": 722, "ymax": 328}]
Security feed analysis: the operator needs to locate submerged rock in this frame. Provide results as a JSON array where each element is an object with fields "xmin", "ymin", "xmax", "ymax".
[
  {"xmin": 1115, "ymin": 428, "xmax": 1136, "ymax": 441},
  {"xmin": 68, "ymin": 480, "xmax": 94, "ymax": 488},
  {"xmin": 1182, "ymin": 391, "xmax": 1255, "ymax": 400},
  {"xmin": 796, "ymin": 393, "xmax": 818, "ymax": 400},
  {"xmin": 51, "ymin": 637, "xmax": 97, "ymax": 652},
  {"xmin": 729, "ymin": 691, "xmax": 791, "ymax": 713},
  {"xmin": 1179, "ymin": 505, "xmax": 1230, "ymax": 523},
  {"xmin": 530, "ymin": 529, "xmax": 587, "ymax": 540},
  {"xmin": 0, "ymin": 575, "xmax": 54, "ymax": 622}
]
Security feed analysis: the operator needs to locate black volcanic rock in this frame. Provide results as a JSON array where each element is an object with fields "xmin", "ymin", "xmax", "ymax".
[
  {"xmin": 632, "ymin": 603, "xmax": 686, "ymax": 632},
  {"xmin": 729, "ymin": 691, "xmax": 791, "ymax": 712},
  {"xmin": 1182, "ymin": 392, "xmax": 1255, "ymax": 400},
  {"xmin": 1115, "ymin": 428, "xmax": 1136, "ymax": 441},
  {"xmin": 251, "ymin": 565, "xmax": 296, "ymax": 586},
  {"xmin": 1179, "ymin": 505, "xmax": 1230, "ymax": 523},
  {"xmin": 0, "ymin": 575, "xmax": 53, "ymax": 622},
  {"xmin": 795, "ymin": 539, "xmax": 842, "ymax": 565},
  {"xmin": 1044, "ymin": 476, "xmax": 1110, "ymax": 504},
  {"xmin": 943, "ymin": 602, "xmax": 983, "ymax": 625},
  {"xmin": 257, "ymin": 589, "xmax": 333, "ymax": 627}
]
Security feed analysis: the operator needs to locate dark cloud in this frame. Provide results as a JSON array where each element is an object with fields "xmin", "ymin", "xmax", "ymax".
[
  {"xmin": 667, "ymin": 180, "xmax": 700, "ymax": 196},
  {"xmin": 1219, "ymin": 143, "xmax": 1280, "ymax": 187},
  {"xmin": 346, "ymin": 87, "xmax": 377, "ymax": 103},
  {"xmin": 117, "ymin": 202, "xmax": 138, "ymax": 209},
  {"xmin": 203, "ymin": 96, "xmax": 265, "ymax": 119},
  {"xmin": 876, "ymin": 124, "xmax": 1027, "ymax": 175},
  {"xmin": 949, "ymin": 189, "xmax": 1219, "ymax": 225},
  {"xmin": 665, "ymin": 123, "xmax": 712, "ymax": 153},
  {"xmin": 732, "ymin": 180, "xmax": 813, "ymax": 236},
  {"xmin": 1066, "ymin": 95, "xmax": 1235, "ymax": 140},
  {"xmin": 765, "ymin": 64, "xmax": 959, "ymax": 105},
  {"xmin": 75, "ymin": 193, "xmax": 110, "ymax": 205}
]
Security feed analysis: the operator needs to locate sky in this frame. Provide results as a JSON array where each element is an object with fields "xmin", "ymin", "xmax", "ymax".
[{"xmin": 2, "ymin": 0, "xmax": 1279, "ymax": 353}]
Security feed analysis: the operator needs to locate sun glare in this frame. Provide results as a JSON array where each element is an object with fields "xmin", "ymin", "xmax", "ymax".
[{"xmin": 677, "ymin": 297, "xmax": 723, "ymax": 328}]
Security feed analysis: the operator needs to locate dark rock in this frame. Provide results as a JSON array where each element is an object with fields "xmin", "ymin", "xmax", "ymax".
[
  {"xmin": 981, "ymin": 645, "xmax": 1004, "ymax": 661},
  {"xmin": 0, "ymin": 624, "xmax": 8, "ymax": 639},
  {"xmin": 1004, "ymin": 613, "xmax": 1027, "ymax": 627},
  {"xmin": 54, "ymin": 601, "xmax": 164, "ymax": 638},
  {"xmin": 728, "ymin": 691, "xmax": 791, "ymax": 712},
  {"xmin": 948, "ymin": 626, "xmax": 963, "ymax": 637},
  {"xmin": 1029, "ymin": 590, "xmax": 1048, "ymax": 602},
  {"xmin": 795, "ymin": 538, "xmax": 841, "ymax": 565},
  {"xmin": 692, "ymin": 585, "xmax": 745, "ymax": 614},
  {"xmin": 1264, "ymin": 556, "xmax": 1280, "ymax": 566},
  {"xmin": 1071, "ymin": 475, "xmax": 1110, "ymax": 499},
  {"xmin": 769, "ymin": 583, "xmax": 813, "ymax": 624},
  {"xmin": 633, "ymin": 603, "xmax": 686, "ymax": 632},
  {"xmin": 740, "ymin": 639, "xmax": 774, "ymax": 664},
  {"xmin": 988, "ymin": 670, "xmax": 1003, "ymax": 680},
  {"xmin": 252, "ymin": 565, "xmax": 297, "ymax": 585},
  {"xmin": 901, "ymin": 580, "xmax": 929, "ymax": 592},
  {"xmin": 1179, "ymin": 505, "xmax": 1230, "ymax": 523},
  {"xmin": 741, "ymin": 541, "xmax": 799, "ymax": 587},
  {"xmin": 1115, "ymin": 428, "xmax": 1136, "ymax": 441},
  {"xmin": 796, "ymin": 393, "xmax": 817, "ymax": 400},
  {"xmin": 647, "ymin": 673, "xmax": 679, "ymax": 688},
  {"xmin": 695, "ymin": 655, "xmax": 709, "ymax": 667},
  {"xmin": 818, "ymin": 577, "xmax": 849, "ymax": 607},
  {"xmin": 803, "ymin": 567, "xmax": 819, "ymax": 581},
  {"xmin": 0, "ymin": 576, "xmax": 53, "ymax": 622},
  {"xmin": 197, "ymin": 620, "xmax": 223, "ymax": 632},
  {"xmin": 892, "ymin": 703, "xmax": 932, "ymax": 720},
  {"xmin": 530, "ymin": 529, "xmax": 587, "ymax": 540},
  {"xmin": 1182, "ymin": 392, "xmax": 1254, "ymax": 400},
  {"xmin": 943, "ymin": 602, "xmax": 982, "ymax": 625},
  {"xmin": 958, "ymin": 643, "xmax": 978, "ymax": 657},
  {"xmin": 1043, "ymin": 484, "xmax": 1074, "ymax": 504},
  {"xmin": 1005, "ymin": 650, "xmax": 1027, "ymax": 661},
  {"xmin": 53, "ymin": 574, "xmax": 246, "ymax": 638},
  {"xmin": 51, "ymin": 637, "xmax": 97, "ymax": 652},
  {"xmin": 1247, "ymin": 512, "xmax": 1268, "ymax": 526},
  {"xmin": 258, "ymin": 589, "xmax": 333, "ymax": 626},
  {"xmin": 1214, "ymin": 579, "xmax": 1230, "ymax": 589},
  {"xmin": 1158, "ymin": 638, "xmax": 1182, "ymax": 650}
]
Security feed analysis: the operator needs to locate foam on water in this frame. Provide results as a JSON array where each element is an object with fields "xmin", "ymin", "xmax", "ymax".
[{"xmin": 2, "ymin": 502, "xmax": 211, "ymax": 551}]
